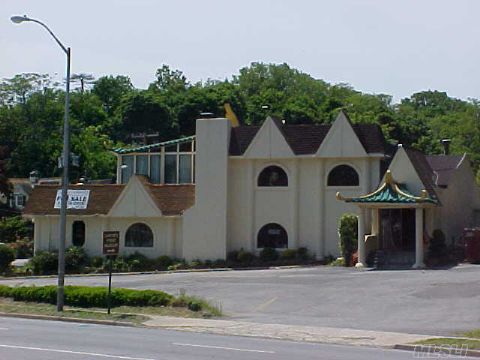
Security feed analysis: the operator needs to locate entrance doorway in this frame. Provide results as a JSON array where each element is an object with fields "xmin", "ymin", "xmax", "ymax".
[{"xmin": 379, "ymin": 209, "xmax": 415, "ymax": 251}]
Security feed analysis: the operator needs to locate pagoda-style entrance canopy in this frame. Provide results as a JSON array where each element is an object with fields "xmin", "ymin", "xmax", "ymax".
[{"xmin": 337, "ymin": 170, "xmax": 438, "ymax": 269}]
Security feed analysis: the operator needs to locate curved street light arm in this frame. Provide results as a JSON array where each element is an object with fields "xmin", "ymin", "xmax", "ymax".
[{"xmin": 26, "ymin": 17, "xmax": 68, "ymax": 55}]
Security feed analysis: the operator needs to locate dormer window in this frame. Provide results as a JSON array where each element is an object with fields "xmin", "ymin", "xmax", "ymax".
[
  {"xmin": 327, "ymin": 165, "xmax": 359, "ymax": 186},
  {"xmin": 258, "ymin": 166, "xmax": 288, "ymax": 187}
]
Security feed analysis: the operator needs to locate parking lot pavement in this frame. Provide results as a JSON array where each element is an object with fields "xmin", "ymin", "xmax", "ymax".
[{"xmin": 1, "ymin": 264, "xmax": 480, "ymax": 336}]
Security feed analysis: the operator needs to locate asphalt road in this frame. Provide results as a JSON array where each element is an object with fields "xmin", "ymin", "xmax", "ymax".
[
  {"xmin": 0, "ymin": 316, "xmax": 448, "ymax": 360},
  {"xmin": 2, "ymin": 264, "xmax": 480, "ymax": 335}
]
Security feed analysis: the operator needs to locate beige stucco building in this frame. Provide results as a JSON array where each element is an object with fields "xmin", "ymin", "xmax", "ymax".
[{"xmin": 24, "ymin": 111, "xmax": 480, "ymax": 267}]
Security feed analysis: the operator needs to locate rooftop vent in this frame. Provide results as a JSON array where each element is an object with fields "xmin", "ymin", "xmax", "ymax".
[{"xmin": 441, "ymin": 139, "xmax": 451, "ymax": 155}]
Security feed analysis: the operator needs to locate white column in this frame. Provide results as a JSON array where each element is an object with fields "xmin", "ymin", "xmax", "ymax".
[
  {"xmin": 356, "ymin": 207, "xmax": 366, "ymax": 268},
  {"xmin": 413, "ymin": 207, "xmax": 425, "ymax": 269}
]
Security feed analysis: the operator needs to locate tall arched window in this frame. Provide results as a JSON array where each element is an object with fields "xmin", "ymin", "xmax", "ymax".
[
  {"xmin": 327, "ymin": 165, "xmax": 359, "ymax": 186},
  {"xmin": 258, "ymin": 166, "xmax": 288, "ymax": 187},
  {"xmin": 72, "ymin": 221, "xmax": 85, "ymax": 247},
  {"xmin": 257, "ymin": 223, "xmax": 288, "ymax": 248},
  {"xmin": 125, "ymin": 223, "xmax": 153, "ymax": 247}
]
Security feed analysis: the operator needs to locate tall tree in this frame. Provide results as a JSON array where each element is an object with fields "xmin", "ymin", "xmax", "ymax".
[{"xmin": 92, "ymin": 75, "xmax": 133, "ymax": 116}]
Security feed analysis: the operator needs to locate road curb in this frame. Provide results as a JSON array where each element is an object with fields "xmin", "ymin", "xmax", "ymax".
[
  {"xmin": 0, "ymin": 311, "xmax": 138, "ymax": 327},
  {"xmin": 0, "ymin": 264, "xmax": 320, "ymax": 280},
  {"xmin": 394, "ymin": 344, "xmax": 480, "ymax": 357}
]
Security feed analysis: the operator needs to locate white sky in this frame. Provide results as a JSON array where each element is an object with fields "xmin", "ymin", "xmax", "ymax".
[{"xmin": 1, "ymin": 0, "xmax": 479, "ymax": 103}]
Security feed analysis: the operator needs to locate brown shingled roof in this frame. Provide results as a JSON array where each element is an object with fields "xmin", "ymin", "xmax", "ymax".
[
  {"xmin": 404, "ymin": 148, "xmax": 438, "ymax": 200},
  {"xmin": 229, "ymin": 122, "xmax": 385, "ymax": 156},
  {"xmin": 426, "ymin": 155, "xmax": 464, "ymax": 187},
  {"xmin": 23, "ymin": 185, "xmax": 124, "ymax": 216},
  {"xmin": 146, "ymin": 184, "xmax": 195, "ymax": 215},
  {"xmin": 23, "ymin": 182, "xmax": 195, "ymax": 216}
]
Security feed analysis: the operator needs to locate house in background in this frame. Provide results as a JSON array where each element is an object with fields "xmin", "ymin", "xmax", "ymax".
[
  {"xmin": 0, "ymin": 173, "xmax": 61, "ymax": 214},
  {"xmin": 23, "ymin": 111, "xmax": 480, "ymax": 267}
]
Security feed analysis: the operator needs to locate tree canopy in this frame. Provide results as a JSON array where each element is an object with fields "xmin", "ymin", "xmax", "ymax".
[{"xmin": 1, "ymin": 63, "xmax": 480, "ymax": 182}]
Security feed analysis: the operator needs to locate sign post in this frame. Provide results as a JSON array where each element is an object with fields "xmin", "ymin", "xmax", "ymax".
[{"xmin": 102, "ymin": 231, "xmax": 119, "ymax": 315}]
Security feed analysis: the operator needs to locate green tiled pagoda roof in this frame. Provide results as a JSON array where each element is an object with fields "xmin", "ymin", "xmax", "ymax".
[
  {"xmin": 113, "ymin": 136, "xmax": 195, "ymax": 154},
  {"xmin": 336, "ymin": 170, "xmax": 437, "ymax": 205}
]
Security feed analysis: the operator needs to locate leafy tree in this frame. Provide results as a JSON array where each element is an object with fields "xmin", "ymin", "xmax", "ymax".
[
  {"xmin": 117, "ymin": 91, "xmax": 175, "ymax": 141},
  {"xmin": 70, "ymin": 73, "xmax": 95, "ymax": 93},
  {"xmin": 92, "ymin": 75, "xmax": 133, "ymax": 115}
]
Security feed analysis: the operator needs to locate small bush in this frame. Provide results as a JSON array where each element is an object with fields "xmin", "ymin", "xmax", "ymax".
[
  {"xmin": 297, "ymin": 247, "xmax": 310, "ymax": 261},
  {"xmin": 154, "ymin": 255, "xmax": 173, "ymax": 270},
  {"xmin": 338, "ymin": 214, "xmax": 358, "ymax": 267},
  {"xmin": 125, "ymin": 252, "xmax": 153, "ymax": 271},
  {"xmin": 167, "ymin": 260, "xmax": 188, "ymax": 271},
  {"xmin": 429, "ymin": 229, "xmax": 448, "ymax": 258},
  {"xmin": 111, "ymin": 257, "xmax": 130, "ymax": 272},
  {"xmin": 227, "ymin": 250, "xmax": 239, "ymax": 262},
  {"xmin": 259, "ymin": 247, "xmax": 279, "ymax": 262},
  {"xmin": 280, "ymin": 249, "xmax": 297, "ymax": 260},
  {"xmin": 65, "ymin": 247, "xmax": 89, "ymax": 273},
  {"xmin": 212, "ymin": 259, "xmax": 227, "ymax": 268},
  {"xmin": 29, "ymin": 251, "xmax": 58, "ymax": 275},
  {"xmin": 90, "ymin": 256, "xmax": 104, "ymax": 268},
  {"xmin": 190, "ymin": 259, "xmax": 204, "ymax": 269},
  {"xmin": 9, "ymin": 238, "xmax": 33, "ymax": 259},
  {"xmin": 0, "ymin": 245, "xmax": 15, "ymax": 273},
  {"xmin": 237, "ymin": 249, "xmax": 255, "ymax": 264},
  {"xmin": 0, "ymin": 216, "xmax": 33, "ymax": 243},
  {"xmin": 0, "ymin": 285, "xmax": 12, "ymax": 297},
  {"xmin": 187, "ymin": 300, "xmax": 202, "ymax": 312}
]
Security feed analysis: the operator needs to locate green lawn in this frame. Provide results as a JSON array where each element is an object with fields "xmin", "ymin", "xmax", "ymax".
[
  {"xmin": 0, "ymin": 297, "xmax": 220, "ymax": 325},
  {"xmin": 413, "ymin": 329, "xmax": 480, "ymax": 351}
]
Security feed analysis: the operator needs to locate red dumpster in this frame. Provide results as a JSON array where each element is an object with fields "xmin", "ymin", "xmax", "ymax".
[{"xmin": 464, "ymin": 228, "xmax": 480, "ymax": 263}]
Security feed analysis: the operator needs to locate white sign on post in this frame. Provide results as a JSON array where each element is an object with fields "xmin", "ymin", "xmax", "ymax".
[{"xmin": 54, "ymin": 190, "xmax": 90, "ymax": 209}]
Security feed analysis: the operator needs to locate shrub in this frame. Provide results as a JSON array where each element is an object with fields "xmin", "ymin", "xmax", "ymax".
[
  {"xmin": 428, "ymin": 229, "xmax": 449, "ymax": 264},
  {"xmin": 212, "ymin": 259, "xmax": 227, "ymax": 268},
  {"xmin": 0, "ymin": 244, "xmax": 15, "ymax": 273},
  {"xmin": 236, "ymin": 249, "xmax": 255, "ymax": 264},
  {"xmin": 190, "ymin": 259, "xmax": 204, "ymax": 269},
  {"xmin": 154, "ymin": 255, "xmax": 173, "ymax": 270},
  {"xmin": 29, "ymin": 251, "xmax": 58, "ymax": 275},
  {"xmin": 125, "ymin": 252, "xmax": 154, "ymax": 271},
  {"xmin": 338, "ymin": 214, "xmax": 358, "ymax": 267},
  {"xmin": 187, "ymin": 300, "xmax": 202, "ymax": 312},
  {"xmin": 65, "ymin": 247, "xmax": 89, "ymax": 273},
  {"xmin": 280, "ymin": 249, "xmax": 297, "ymax": 260},
  {"xmin": 167, "ymin": 260, "xmax": 188, "ymax": 271},
  {"xmin": 0, "ymin": 285, "xmax": 12, "ymax": 297},
  {"xmin": 90, "ymin": 256, "xmax": 104, "ymax": 268},
  {"xmin": 0, "ymin": 216, "xmax": 33, "ymax": 243},
  {"xmin": 297, "ymin": 247, "xmax": 310, "ymax": 261},
  {"xmin": 0, "ymin": 285, "xmax": 174, "ymax": 308},
  {"xmin": 8, "ymin": 238, "xmax": 33, "ymax": 259},
  {"xmin": 259, "ymin": 247, "xmax": 279, "ymax": 262},
  {"xmin": 227, "ymin": 250, "xmax": 239, "ymax": 262},
  {"xmin": 111, "ymin": 257, "xmax": 130, "ymax": 272}
]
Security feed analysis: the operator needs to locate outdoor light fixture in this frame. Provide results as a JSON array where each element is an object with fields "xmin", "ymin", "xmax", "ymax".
[{"xmin": 11, "ymin": 14, "xmax": 71, "ymax": 312}]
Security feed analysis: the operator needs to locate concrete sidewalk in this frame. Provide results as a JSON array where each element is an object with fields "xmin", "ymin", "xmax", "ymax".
[{"xmin": 144, "ymin": 316, "xmax": 433, "ymax": 348}]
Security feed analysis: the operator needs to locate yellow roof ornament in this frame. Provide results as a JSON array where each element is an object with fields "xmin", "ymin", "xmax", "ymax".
[{"xmin": 224, "ymin": 103, "xmax": 240, "ymax": 127}]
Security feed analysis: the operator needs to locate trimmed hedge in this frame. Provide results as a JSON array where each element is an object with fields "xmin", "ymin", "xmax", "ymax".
[{"xmin": 0, "ymin": 285, "xmax": 173, "ymax": 308}]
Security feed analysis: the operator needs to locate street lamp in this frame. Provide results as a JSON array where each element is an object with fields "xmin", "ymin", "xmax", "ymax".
[{"xmin": 11, "ymin": 15, "xmax": 70, "ymax": 312}]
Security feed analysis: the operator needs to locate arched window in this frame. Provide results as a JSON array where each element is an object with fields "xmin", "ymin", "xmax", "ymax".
[
  {"xmin": 125, "ymin": 223, "xmax": 153, "ymax": 247},
  {"xmin": 258, "ymin": 166, "xmax": 288, "ymax": 187},
  {"xmin": 257, "ymin": 223, "xmax": 288, "ymax": 248},
  {"xmin": 327, "ymin": 165, "xmax": 359, "ymax": 186},
  {"xmin": 72, "ymin": 221, "xmax": 85, "ymax": 247}
]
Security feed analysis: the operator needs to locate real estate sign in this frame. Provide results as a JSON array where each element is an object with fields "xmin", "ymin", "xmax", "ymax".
[
  {"xmin": 103, "ymin": 231, "xmax": 120, "ymax": 256},
  {"xmin": 54, "ymin": 189, "xmax": 90, "ymax": 209}
]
